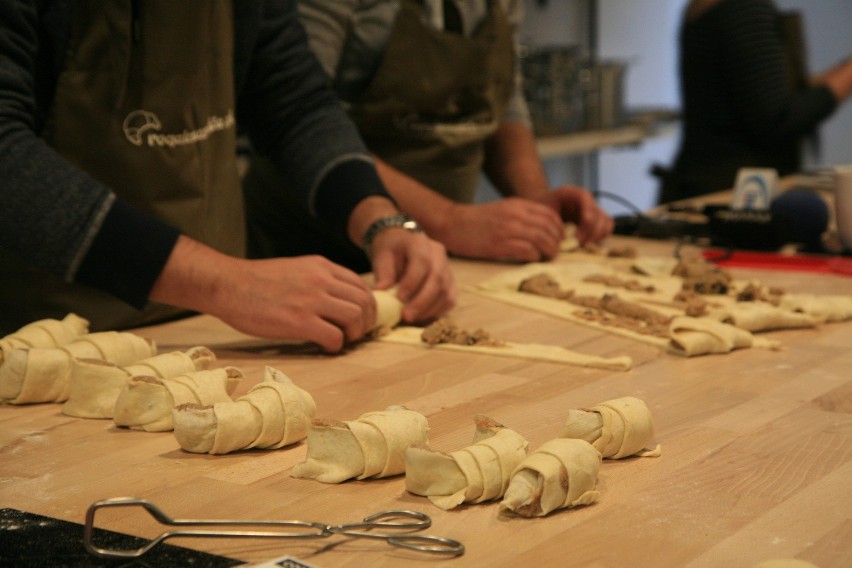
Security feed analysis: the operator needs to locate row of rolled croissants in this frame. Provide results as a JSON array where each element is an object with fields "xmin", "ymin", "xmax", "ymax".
[{"xmin": 0, "ymin": 313, "xmax": 660, "ymax": 518}]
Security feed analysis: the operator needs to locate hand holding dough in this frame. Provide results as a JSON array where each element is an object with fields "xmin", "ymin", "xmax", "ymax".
[
  {"xmin": 0, "ymin": 313, "xmax": 89, "ymax": 365},
  {"xmin": 560, "ymin": 396, "xmax": 661, "ymax": 459},
  {"xmin": 62, "ymin": 346, "xmax": 216, "ymax": 419},
  {"xmin": 291, "ymin": 405, "xmax": 429, "ymax": 484},
  {"xmin": 500, "ymin": 438, "xmax": 601, "ymax": 517},
  {"xmin": 113, "ymin": 366, "xmax": 242, "ymax": 432},
  {"xmin": 405, "ymin": 415, "xmax": 529, "ymax": 510},
  {"xmin": 0, "ymin": 331, "xmax": 156, "ymax": 404},
  {"xmin": 172, "ymin": 366, "xmax": 316, "ymax": 454}
]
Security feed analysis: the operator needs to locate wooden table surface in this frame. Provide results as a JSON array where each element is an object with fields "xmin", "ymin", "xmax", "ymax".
[{"xmin": 2, "ymin": 237, "xmax": 851, "ymax": 568}]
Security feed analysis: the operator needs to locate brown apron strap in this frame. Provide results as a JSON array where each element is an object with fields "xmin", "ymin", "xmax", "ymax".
[{"xmin": 348, "ymin": 0, "xmax": 514, "ymax": 203}]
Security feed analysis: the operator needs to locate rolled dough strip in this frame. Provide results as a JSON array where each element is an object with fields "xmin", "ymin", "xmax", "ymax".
[
  {"xmin": 62, "ymin": 346, "xmax": 216, "ymax": 419},
  {"xmin": 560, "ymin": 396, "xmax": 661, "ymax": 459},
  {"xmin": 113, "ymin": 366, "xmax": 242, "ymax": 432},
  {"xmin": 405, "ymin": 415, "xmax": 529, "ymax": 510},
  {"xmin": 172, "ymin": 366, "xmax": 316, "ymax": 454},
  {"xmin": 0, "ymin": 313, "xmax": 89, "ymax": 365},
  {"xmin": 500, "ymin": 438, "xmax": 601, "ymax": 517},
  {"xmin": 0, "ymin": 331, "xmax": 156, "ymax": 404},
  {"xmin": 291, "ymin": 405, "xmax": 429, "ymax": 484},
  {"xmin": 379, "ymin": 326, "xmax": 632, "ymax": 371},
  {"xmin": 668, "ymin": 316, "xmax": 764, "ymax": 356},
  {"xmin": 708, "ymin": 302, "xmax": 816, "ymax": 332},
  {"xmin": 779, "ymin": 293, "xmax": 852, "ymax": 323}
]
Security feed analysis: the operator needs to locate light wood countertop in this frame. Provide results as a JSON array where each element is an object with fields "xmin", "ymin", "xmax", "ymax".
[{"xmin": 2, "ymin": 237, "xmax": 851, "ymax": 567}]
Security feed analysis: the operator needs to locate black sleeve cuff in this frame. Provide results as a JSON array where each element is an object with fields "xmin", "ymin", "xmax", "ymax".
[
  {"xmin": 76, "ymin": 199, "xmax": 181, "ymax": 309},
  {"xmin": 313, "ymin": 159, "xmax": 394, "ymax": 236}
]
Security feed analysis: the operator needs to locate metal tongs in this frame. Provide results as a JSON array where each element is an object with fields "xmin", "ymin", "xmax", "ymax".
[{"xmin": 84, "ymin": 497, "xmax": 464, "ymax": 559}]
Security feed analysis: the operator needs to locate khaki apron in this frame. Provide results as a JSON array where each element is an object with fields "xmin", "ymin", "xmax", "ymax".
[
  {"xmin": 348, "ymin": 0, "xmax": 515, "ymax": 203},
  {"xmin": 1, "ymin": 1, "xmax": 242, "ymax": 332}
]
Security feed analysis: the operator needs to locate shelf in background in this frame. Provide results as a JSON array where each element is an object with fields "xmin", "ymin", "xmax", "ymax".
[{"xmin": 535, "ymin": 110, "xmax": 680, "ymax": 159}]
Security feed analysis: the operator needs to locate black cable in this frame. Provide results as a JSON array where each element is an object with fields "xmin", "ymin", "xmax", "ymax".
[{"xmin": 592, "ymin": 190, "xmax": 649, "ymax": 217}]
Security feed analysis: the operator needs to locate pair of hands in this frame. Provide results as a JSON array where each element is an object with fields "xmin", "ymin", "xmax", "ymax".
[
  {"xmin": 150, "ymin": 229, "xmax": 455, "ymax": 354},
  {"xmin": 434, "ymin": 186, "xmax": 613, "ymax": 262}
]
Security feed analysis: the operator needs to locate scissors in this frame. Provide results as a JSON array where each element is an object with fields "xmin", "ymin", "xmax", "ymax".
[{"xmin": 84, "ymin": 497, "xmax": 464, "ymax": 559}]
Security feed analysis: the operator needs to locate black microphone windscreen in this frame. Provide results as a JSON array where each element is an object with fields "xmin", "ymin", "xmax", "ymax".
[{"xmin": 769, "ymin": 189, "xmax": 829, "ymax": 247}]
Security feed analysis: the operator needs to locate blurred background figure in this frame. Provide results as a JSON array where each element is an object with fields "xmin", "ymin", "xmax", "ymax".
[{"xmin": 657, "ymin": 0, "xmax": 852, "ymax": 203}]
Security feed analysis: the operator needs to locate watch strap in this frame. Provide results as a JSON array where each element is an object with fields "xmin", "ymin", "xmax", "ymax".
[{"xmin": 362, "ymin": 214, "xmax": 422, "ymax": 255}]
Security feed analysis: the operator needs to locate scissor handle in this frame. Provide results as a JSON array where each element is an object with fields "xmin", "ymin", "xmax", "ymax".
[{"xmin": 388, "ymin": 534, "xmax": 466, "ymax": 557}]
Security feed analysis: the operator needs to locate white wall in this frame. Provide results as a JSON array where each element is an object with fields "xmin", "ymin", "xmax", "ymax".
[{"xmin": 595, "ymin": 0, "xmax": 685, "ymax": 213}]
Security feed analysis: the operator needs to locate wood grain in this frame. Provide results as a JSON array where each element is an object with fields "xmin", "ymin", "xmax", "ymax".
[{"xmin": 1, "ymin": 237, "xmax": 850, "ymax": 567}]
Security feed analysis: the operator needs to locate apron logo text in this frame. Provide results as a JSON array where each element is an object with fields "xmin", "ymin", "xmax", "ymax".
[{"xmin": 122, "ymin": 109, "xmax": 235, "ymax": 148}]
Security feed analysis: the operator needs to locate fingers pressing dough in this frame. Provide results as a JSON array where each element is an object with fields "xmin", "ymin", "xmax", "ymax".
[
  {"xmin": 560, "ymin": 396, "xmax": 661, "ymax": 459},
  {"xmin": 62, "ymin": 346, "xmax": 216, "ymax": 419},
  {"xmin": 172, "ymin": 366, "xmax": 316, "ymax": 454},
  {"xmin": 0, "ymin": 313, "xmax": 89, "ymax": 365},
  {"xmin": 291, "ymin": 405, "xmax": 429, "ymax": 484},
  {"xmin": 113, "ymin": 366, "xmax": 242, "ymax": 432},
  {"xmin": 0, "ymin": 331, "xmax": 156, "ymax": 404},
  {"xmin": 500, "ymin": 438, "xmax": 601, "ymax": 517},
  {"xmin": 405, "ymin": 415, "xmax": 529, "ymax": 510}
]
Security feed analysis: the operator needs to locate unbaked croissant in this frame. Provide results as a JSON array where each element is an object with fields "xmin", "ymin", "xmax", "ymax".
[
  {"xmin": 0, "ymin": 313, "xmax": 89, "ymax": 365},
  {"xmin": 62, "ymin": 346, "xmax": 216, "ymax": 419},
  {"xmin": 560, "ymin": 396, "xmax": 661, "ymax": 459},
  {"xmin": 112, "ymin": 366, "xmax": 242, "ymax": 432},
  {"xmin": 405, "ymin": 415, "xmax": 529, "ymax": 510},
  {"xmin": 500, "ymin": 438, "xmax": 601, "ymax": 517},
  {"xmin": 172, "ymin": 366, "xmax": 315, "ymax": 454},
  {"xmin": 291, "ymin": 405, "xmax": 429, "ymax": 483},
  {"xmin": 0, "ymin": 331, "xmax": 156, "ymax": 404}
]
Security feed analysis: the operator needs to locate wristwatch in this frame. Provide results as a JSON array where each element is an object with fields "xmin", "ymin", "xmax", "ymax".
[{"xmin": 362, "ymin": 214, "xmax": 422, "ymax": 255}]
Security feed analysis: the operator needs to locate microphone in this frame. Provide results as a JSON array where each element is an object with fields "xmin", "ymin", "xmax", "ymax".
[{"xmin": 614, "ymin": 189, "xmax": 829, "ymax": 250}]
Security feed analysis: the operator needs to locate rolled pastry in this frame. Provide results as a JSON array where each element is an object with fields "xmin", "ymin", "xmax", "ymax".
[
  {"xmin": 0, "ymin": 331, "xmax": 156, "ymax": 404},
  {"xmin": 779, "ymin": 293, "xmax": 852, "ymax": 323},
  {"xmin": 112, "ymin": 366, "xmax": 242, "ymax": 432},
  {"xmin": 560, "ymin": 397, "xmax": 661, "ymax": 459},
  {"xmin": 708, "ymin": 302, "xmax": 816, "ymax": 332},
  {"xmin": 291, "ymin": 405, "xmax": 429, "ymax": 484},
  {"xmin": 405, "ymin": 415, "xmax": 529, "ymax": 510},
  {"xmin": 62, "ymin": 346, "xmax": 216, "ymax": 419},
  {"xmin": 667, "ymin": 316, "xmax": 773, "ymax": 356},
  {"xmin": 172, "ymin": 366, "xmax": 316, "ymax": 454},
  {"xmin": 500, "ymin": 438, "xmax": 601, "ymax": 517},
  {"xmin": 0, "ymin": 313, "xmax": 89, "ymax": 365},
  {"xmin": 373, "ymin": 289, "xmax": 403, "ymax": 334}
]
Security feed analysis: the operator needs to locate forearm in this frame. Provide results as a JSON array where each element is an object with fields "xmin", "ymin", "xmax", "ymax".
[
  {"xmin": 372, "ymin": 158, "xmax": 456, "ymax": 237},
  {"xmin": 482, "ymin": 121, "xmax": 550, "ymax": 200},
  {"xmin": 148, "ymin": 235, "xmax": 232, "ymax": 316}
]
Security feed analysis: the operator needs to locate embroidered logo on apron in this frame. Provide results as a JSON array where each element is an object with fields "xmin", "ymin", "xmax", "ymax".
[{"xmin": 122, "ymin": 109, "xmax": 235, "ymax": 148}]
